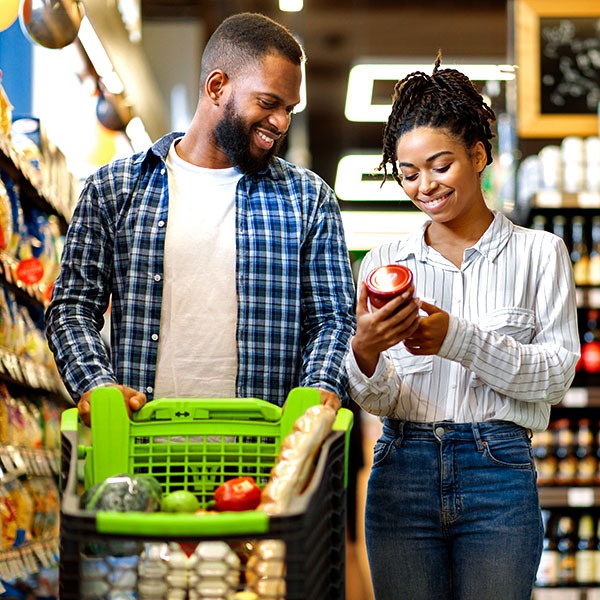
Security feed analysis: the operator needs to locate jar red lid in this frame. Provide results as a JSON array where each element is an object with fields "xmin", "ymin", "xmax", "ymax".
[{"xmin": 365, "ymin": 264, "xmax": 413, "ymax": 308}]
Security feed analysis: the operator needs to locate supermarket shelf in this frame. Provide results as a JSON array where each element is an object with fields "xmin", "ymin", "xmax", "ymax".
[
  {"xmin": 534, "ymin": 588, "xmax": 600, "ymax": 600},
  {"xmin": 561, "ymin": 387, "xmax": 600, "ymax": 408},
  {"xmin": 538, "ymin": 486, "xmax": 600, "ymax": 508},
  {"xmin": 0, "ymin": 143, "xmax": 68, "ymax": 230},
  {"xmin": 531, "ymin": 192, "xmax": 600, "ymax": 210}
]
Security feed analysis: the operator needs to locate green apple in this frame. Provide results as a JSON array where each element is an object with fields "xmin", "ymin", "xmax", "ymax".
[{"xmin": 160, "ymin": 490, "xmax": 201, "ymax": 513}]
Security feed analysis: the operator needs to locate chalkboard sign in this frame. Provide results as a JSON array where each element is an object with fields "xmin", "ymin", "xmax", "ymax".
[
  {"xmin": 515, "ymin": 0, "xmax": 600, "ymax": 138},
  {"xmin": 539, "ymin": 17, "xmax": 600, "ymax": 116}
]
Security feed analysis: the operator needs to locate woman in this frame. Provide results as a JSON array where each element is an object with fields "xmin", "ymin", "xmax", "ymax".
[{"xmin": 346, "ymin": 54, "xmax": 580, "ymax": 599}]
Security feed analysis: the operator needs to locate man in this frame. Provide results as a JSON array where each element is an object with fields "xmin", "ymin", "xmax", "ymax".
[{"xmin": 45, "ymin": 12, "xmax": 355, "ymax": 425}]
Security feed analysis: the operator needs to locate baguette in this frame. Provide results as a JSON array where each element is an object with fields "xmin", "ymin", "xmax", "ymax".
[{"xmin": 259, "ymin": 404, "xmax": 336, "ymax": 514}]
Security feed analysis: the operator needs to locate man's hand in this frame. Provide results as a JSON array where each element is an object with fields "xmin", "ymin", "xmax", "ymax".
[
  {"xmin": 316, "ymin": 388, "xmax": 341, "ymax": 412},
  {"xmin": 78, "ymin": 385, "xmax": 147, "ymax": 426}
]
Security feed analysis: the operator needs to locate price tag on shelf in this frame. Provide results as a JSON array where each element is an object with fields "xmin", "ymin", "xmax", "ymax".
[
  {"xmin": 578, "ymin": 191, "xmax": 600, "ymax": 207},
  {"xmin": 588, "ymin": 288, "xmax": 600, "ymax": 308},
  {"xmin": 533, "ymin": 590, "xmax": 579, "ymax": 600},
  {"xmin": 535, "ymin": 190, "xmax": 562, "ymax": 207},
  {"xmin": 567, "ymin": 486, "xmax": 594, "ymax": 506},
  {"xmin": 562, "ymin": 387, "xmax": 588, "ymax": 407},
  {"xmin": 33, "ymin": 543, "xmax": 51, "ymax": 569}
]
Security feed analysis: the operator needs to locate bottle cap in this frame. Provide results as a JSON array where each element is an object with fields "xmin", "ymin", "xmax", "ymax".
[{"xmin": 365, "ymin": 264, "xmax": 414, "ymax": 309}]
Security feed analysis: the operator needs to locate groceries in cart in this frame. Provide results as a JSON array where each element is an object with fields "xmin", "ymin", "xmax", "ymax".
[{"xmin": 60, "ymin": 388, "xmax": 350, "ymax": 600}]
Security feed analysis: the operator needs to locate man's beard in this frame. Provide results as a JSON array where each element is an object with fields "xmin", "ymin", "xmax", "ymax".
[{"xmin": 214, "ymin": 99, "xmax": 285, "ymax": 174}]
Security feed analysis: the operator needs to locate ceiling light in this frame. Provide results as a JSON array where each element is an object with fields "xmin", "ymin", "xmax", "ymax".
[
  {"xmin": 341, "ymin": 210, "xmax": 428, "ymax": 251},
  {"xmin": 125, "ymin": 117, "xmax": 152, "ymax": 152},
  {"xmin": 78, "ymin": 16, "xmax": 124, "ymax": 94},
  {"xmin": 345, "ymin": 63, "xmax": 516, "ymax": 122},
  {"xmin": 279, "ymin": 0, "xmax": 303, "ymax": 12},
  {"xmin": 335, "ymin": 153, "xmax": 410, "ymax": 202}
]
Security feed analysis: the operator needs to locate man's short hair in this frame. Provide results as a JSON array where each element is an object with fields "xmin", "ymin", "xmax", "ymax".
[{"xmin": 200, "ymin": 12, "xmax": 305, "ymax": 86}]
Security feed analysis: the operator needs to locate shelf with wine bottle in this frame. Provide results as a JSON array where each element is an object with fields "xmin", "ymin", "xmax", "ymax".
[
  {"xmin": 529, "ymin": 210, "xmax": 600, "ymax": 292},
  {"xmin": 534, "ymin": 509, "xmax": 600, "ymax": 597}
]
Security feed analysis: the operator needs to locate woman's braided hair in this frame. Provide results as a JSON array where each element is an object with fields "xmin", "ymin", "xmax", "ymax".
[{"xmin": 380, "ymin": 50, "xmax": 497, "ymax": 186}]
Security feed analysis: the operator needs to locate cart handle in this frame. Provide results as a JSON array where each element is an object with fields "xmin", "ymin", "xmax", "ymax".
[{"xmin": 133, "ymin": 396, "xmax": 282, "ymax": 423}]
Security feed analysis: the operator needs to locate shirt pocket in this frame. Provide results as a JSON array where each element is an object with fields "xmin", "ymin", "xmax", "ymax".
[
  {"xmin": 469, "ymin": 307, "xmax": 535, "ymax": 389},
  {"xmin": 477, "ymin": 306, "xmax": 535, "ymax": 344}
]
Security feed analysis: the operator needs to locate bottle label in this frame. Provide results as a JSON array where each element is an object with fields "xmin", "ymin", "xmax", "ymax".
[
  {"xmin": 560, "ymin": 553, "xmax": 577, "ymax": 583},
  {"xmin": 536, "ymin": 550, "xmax": 560, "ymax": 586},
  {"xmin": 595, "ymin": 552, "xmax": 600, "ymax": 585},
  {"xmin": 576, "ymin": 549, "xmax": 597, "ymax": 584}
]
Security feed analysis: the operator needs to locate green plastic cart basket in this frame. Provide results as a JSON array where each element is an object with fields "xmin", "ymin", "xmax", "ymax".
[{"xmin": 59, "ymin": 386, "xmax": 353, "ymax": 599}]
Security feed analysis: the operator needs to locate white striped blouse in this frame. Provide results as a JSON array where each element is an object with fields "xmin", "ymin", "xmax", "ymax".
[{"xmin": 346, "ymin": 211, "xmax": 580, "ymax": 432}]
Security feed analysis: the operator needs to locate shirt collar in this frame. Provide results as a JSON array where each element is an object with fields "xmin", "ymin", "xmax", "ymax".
[
  {"xmin": 395, "ymin": 210, "xmax": 513, "ymax": 264},
  {"xmin": 146, "ymin": 132, "xmax": 287, "ymax": 181},
  {"xmin": 470, "ymin": 210, "xmax": 513, "ymax": 263}
]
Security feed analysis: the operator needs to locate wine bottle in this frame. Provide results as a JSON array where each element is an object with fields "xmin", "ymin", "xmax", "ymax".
[
  {"xmin": 557, "ymin": 514, "xmax": 577, "ymax": 585},
  {"xmin": 555, "ymin": 418, "xmax": 577, "ymax": 486},
  {"xmin": 575, "ymin": 418, "xmax": 597, "ymax": 485},
  {"xmin": 536, "ymin": 511, "xmax": 561, "ymax": 587},
  {"xmin": 588, "ymin": 216, "xmax": 600, "ymax": 286},
  {"xmin": 581, "ymin": 309, "xmax": 600, "ymax": 375},
  {"xmin": 576, "ymin": 513, "xmax": 597, "ymax": 585},
  {"xmin": 530, "ymin": 214, "xmax": 547, "ymax": 231},
  {"xmin": 551, "ymin": 215, "xmax": 567, "ymax": 241},
  {"xmin": 533, "ymin": 429, "xmax": 558, "ymax": 486},
  {"xmin": 571, "ymin": 215, "xmax": 590, "ymax": 286}
]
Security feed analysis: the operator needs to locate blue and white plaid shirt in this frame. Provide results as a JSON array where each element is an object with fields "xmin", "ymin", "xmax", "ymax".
[{"xmin": 45, "ymin": 133, "xmax": 356, "ymax": 406}]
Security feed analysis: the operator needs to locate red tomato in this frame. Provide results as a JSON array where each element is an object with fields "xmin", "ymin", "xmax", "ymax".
[{"xmin": 213, "ymin": 476, "xmax": 262, "ymax": 511}]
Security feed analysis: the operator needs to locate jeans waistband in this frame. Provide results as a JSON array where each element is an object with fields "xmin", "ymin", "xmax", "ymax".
[{"xmin": 382, "ymin": 418, "xmax": 532, "ymax": 442}]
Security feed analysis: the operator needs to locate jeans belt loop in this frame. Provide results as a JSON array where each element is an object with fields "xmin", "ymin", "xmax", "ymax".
[
  {"xmin": 472, "ymin": 422, "xmax": 485, "ymax": 452},
  {"xmin": 395, "ymin": 420, "xmax": 405, "ymax": 447}
]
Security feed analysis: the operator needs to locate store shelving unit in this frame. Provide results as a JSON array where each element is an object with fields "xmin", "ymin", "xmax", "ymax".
[
  {"xmin": 521, "ymin": 198, "xmax": 600, "ymax": 599},
  {"xmin": 0, "ymin": 131, "xmax": 72, "ymax": 593}
]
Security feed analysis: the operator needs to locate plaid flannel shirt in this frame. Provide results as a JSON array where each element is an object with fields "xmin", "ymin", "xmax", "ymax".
[{"xmin": 45, "ymin": 133, "xmax": 356, "ymax": 406}]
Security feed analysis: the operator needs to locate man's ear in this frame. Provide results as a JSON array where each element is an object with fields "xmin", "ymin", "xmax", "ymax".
[{"xmin": 205, "ymin": 69, "xmax": 228, "ymax": 106}]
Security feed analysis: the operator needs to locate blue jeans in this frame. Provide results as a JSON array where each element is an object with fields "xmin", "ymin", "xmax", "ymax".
[{"xmin": 365, "ymin": 419, "xmax": 543, "ymax": 600}]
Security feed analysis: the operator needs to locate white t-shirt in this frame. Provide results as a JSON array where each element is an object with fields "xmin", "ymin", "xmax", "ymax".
[{"xmin": 153, "ymin": 140, "xmax": 242, "ymax": 399}]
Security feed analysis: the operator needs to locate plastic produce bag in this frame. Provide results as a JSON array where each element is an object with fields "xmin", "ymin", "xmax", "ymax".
[{"xmin": 82, "ymin": 474, "xmax": 163, "ymax": 556}]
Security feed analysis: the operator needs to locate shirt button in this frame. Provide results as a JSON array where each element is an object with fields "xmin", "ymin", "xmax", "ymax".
[
  {"xmin": 151, "ymin": 333, "xmax": 159, "ymax": 341},
  {"xmin": 158, "ymin": 220, "xmax": 165, "ymax": 227},
  {"xmin": 435, "ymin": 426, "xmax": 445, "ymax": 437},
  {"xmin": 154, "ymin": 274, "xmax": 161, "ymax": 282},
  {"xmin": 146, "ymin": 386, "xmax": 153, "ymax": 394}
]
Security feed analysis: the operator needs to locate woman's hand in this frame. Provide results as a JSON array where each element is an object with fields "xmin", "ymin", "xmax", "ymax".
[
  {"xmin": 351, "ymin": 282, "xmax": 421, "ymax": 377},
  {"xmin": 78, "ymin": 384, "xmax": 147, "ymax": 426},
  {"xmin": 403, "ymin": 300, "xmax": 450, "ymax": 355}
]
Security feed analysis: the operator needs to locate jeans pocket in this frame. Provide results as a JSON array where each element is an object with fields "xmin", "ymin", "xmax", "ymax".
[
  {"xmin": 482, "ymin": 434, "xmax": 533, "ymax": 470},
  {"xmin": 372, "ymin": 440, "xmax": 395, "ymax": 468}
]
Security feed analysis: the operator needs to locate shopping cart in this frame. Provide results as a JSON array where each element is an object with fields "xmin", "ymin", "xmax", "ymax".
[{"xmin": 59, "ymin": 386, "xmax": 353, "ymax": 599}]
